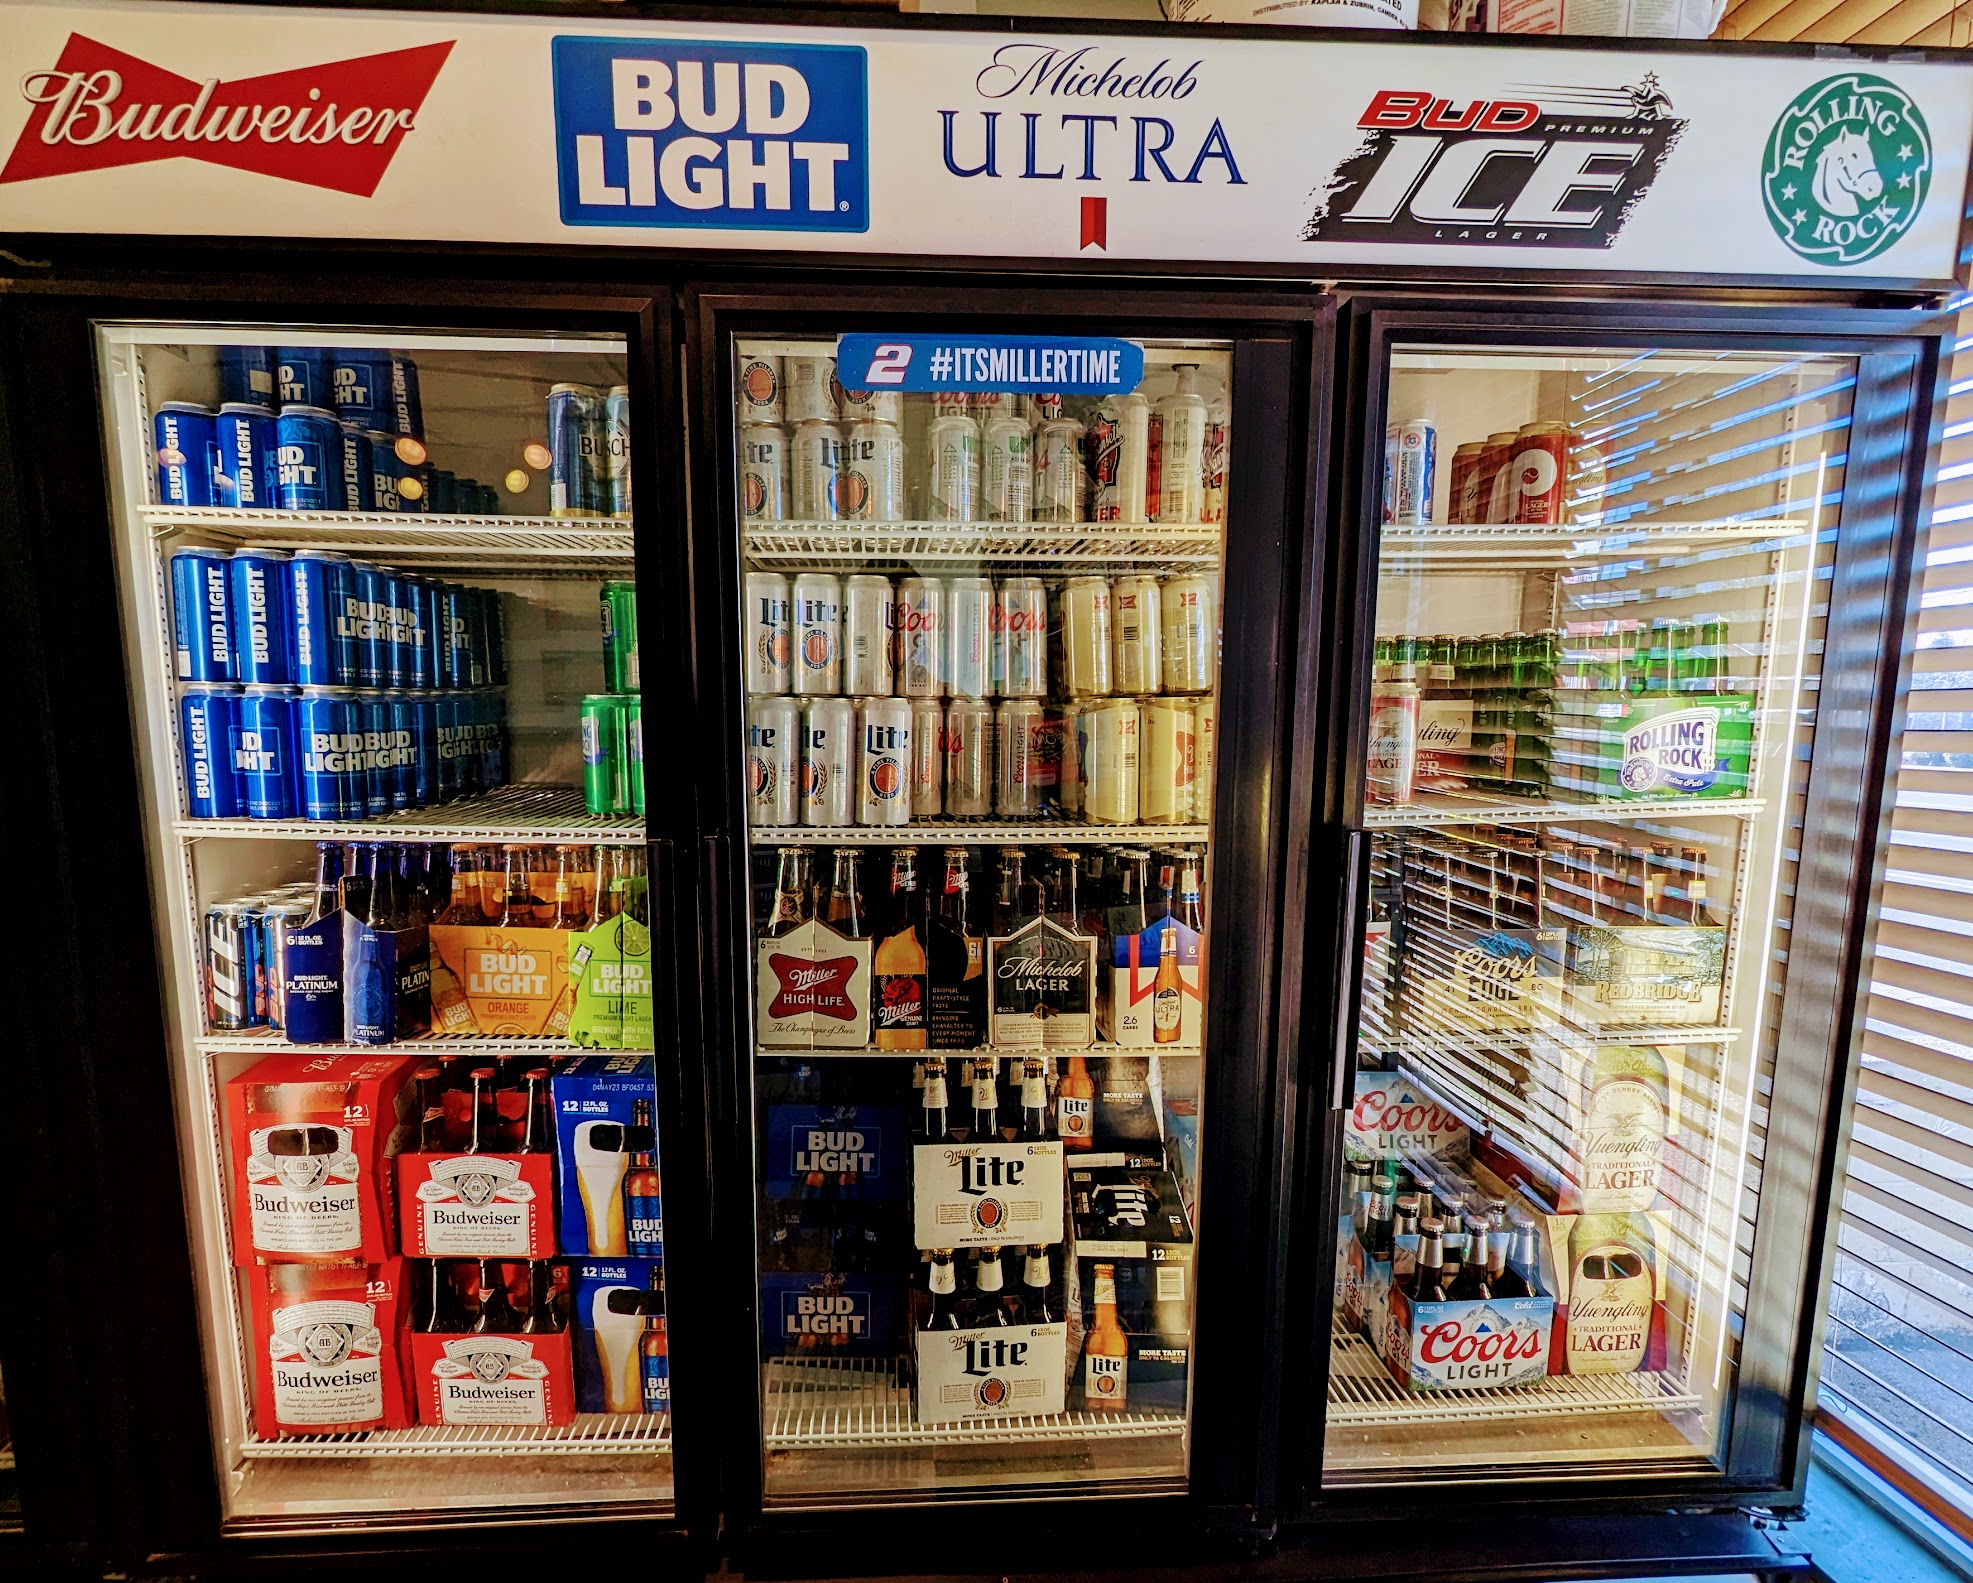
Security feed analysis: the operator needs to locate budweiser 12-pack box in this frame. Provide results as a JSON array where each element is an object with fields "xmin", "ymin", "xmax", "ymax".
[{"xmin": 253, "ymin": 1259, "xmax": 409, "ymax": 1438}]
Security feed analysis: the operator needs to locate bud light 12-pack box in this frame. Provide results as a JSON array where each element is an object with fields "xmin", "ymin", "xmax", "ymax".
[
  {"xmin": 762, "ymin": 1269, "xmax": 902, "ymax": 1362},
  {"xmin": 763, "ymin": 1103, "xmax": 906, "ymax": 1203},
  {"xmin": 228, "ymin": 1053, "xmax": 419, "ymax": 1264},
  {"xmin": 552, "ymin": 1054, "xmax": 662, "ymax": 1257},
  {"xmin": 253, "ymin": 1258, "xmax": 409, "ymax": 1438},
  {"xmin": 571, "ymin": 1257, "xmax": 666, "ymax": 1414}
]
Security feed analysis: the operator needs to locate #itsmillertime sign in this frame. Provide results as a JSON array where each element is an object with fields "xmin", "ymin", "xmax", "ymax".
[{"xmin": 1762, "ymin": 72, "xmax": 1932, "ymax": 267}]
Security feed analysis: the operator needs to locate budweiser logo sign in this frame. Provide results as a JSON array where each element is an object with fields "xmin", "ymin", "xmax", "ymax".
[{"xmin": 3, "ymin": 35, "xmax": 453, "ymax": 195}]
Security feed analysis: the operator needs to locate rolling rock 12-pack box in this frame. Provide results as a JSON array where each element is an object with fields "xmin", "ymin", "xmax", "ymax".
[
  {"xmin": 253, "ymin": 1259, "xmax": 409, "ymax": 1438},
  {"xmin": 571, "ymin": 1259, "xmax": 667, "ymax": 1414},
  {"xmin": 1550, "ymin": 692, "xmax": 1756, "ymax": 803},
  {"xmin": 1065, "ymin": 1162, "xmax": 1194, "ymax": 1415}
]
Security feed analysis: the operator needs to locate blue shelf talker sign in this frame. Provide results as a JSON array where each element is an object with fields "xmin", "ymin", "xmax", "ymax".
[
  {"xmin": 835, "ymin": 334, "xmax": 1144, "ymax": 395},
  {"xmin": 552, "ymin": 37, "xmax": 869, "ymax": 232}
]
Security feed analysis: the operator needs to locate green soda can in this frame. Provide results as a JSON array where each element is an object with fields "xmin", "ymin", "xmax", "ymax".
[
  {"xmin": 600, "ymin": 581, "xmax": 639, "ymax": 694},
  {"xmin": 581, "ymin": 693, "xmax": 628, "ymax": 815},
  {"xmin": 627, "ymin": 695, "xmax": 644, "ymax": 816}
]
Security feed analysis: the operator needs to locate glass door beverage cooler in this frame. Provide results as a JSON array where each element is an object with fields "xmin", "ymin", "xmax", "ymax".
[
  {"xmin": 1295, "ymin": 304, "xmax": 1935, "ymax": 1515},
  {"xmin": 90, "ymin": 320, "xmax": 678, "ymax": 1529}
]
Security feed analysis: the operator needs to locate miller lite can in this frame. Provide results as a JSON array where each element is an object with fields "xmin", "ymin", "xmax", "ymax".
[
  {"xmin": 946, "ymin": 576, "xmax": 994, "ymax": 702},
  {"xmin": 739, "ymin": 354, "xmax": 784, "ymax": 425},
  {"xmin": 1033, "ymin": 414, "xmax": 1086, "ymax": 524},
  {"xmin": 944, "ymin": 697, "xmax": 993, "ymax": 817},
  {"xmin": 748, "ymin": 695, "xmax": 801, "ymax": 827},
  {"xmin": 896, "ymin": 576, "xmax": 945, "ymax": 698},
  {"xmin": 792, "ymin": 571, "xmax": 843, "ymax": 696},
  {"xmin": 910, "ymin": 699, "xmax": 945, "ymax": 818},
  {"xmin": 1088, "ymin": 392, "xmax": 1150, "ymax": 524},
  {"xmin": 926, "ymin": 410, "xmax": 981, "ymax": 522},
  {"xmin": 785, "ymin": 356, "xmax": 840, "ymax": 425},
  {"xmin": 1061, "ymin": 576, "xmax": 1114, "ymax": 698},
  {"xmin": 745, "ymin": 571, "xmax": 793, "ymax": 695},
  {"xmin": 994, "ymin": 576, "xmax": 1048, "ymax": 699},
  {"xmin": 1082, "ymin": 699, "xmax": 1141, "ymax": 826},
  {"xmin": 982, "ymin": 413, "xmax": 1033, "ymax": 523},
  {"xmin": 844, "ymin": 574, "xmax": 896, "ymax": 697},
  {"xmin": 741, "ymin": 424, "xmax": 788, "ymax": 523},
  {"xmin": 840, "ymin": 388, "xmax": 903, "ymax": 426},
  {"xmin": 858, "ymin": 697, "xmax": 913, "ymax": 827},
  {"xmin": 801, "ymin": 697, "xmax": 855, "ymax": 827},
  {"xmin": 842, "ymin": 419, "xmax": 906, "ymax": 523},
  {"xmin": 791, "ymin": 421, "xmax": 844, "ymax": 522},
  {"xmin": 1113, "ymin": 574, "xmax": 1163, "ymax": 695},
  {"xmin": 1139, "ymin": 697, "xmax": 1196, "ymax": 824},
  {"xmin": 1391, "ymin": 418, "xmax": 1436, "ymax": 527},
  {"xmin": 1160, "ymin": 573, "xmax": 1217, "ymax": 695}
]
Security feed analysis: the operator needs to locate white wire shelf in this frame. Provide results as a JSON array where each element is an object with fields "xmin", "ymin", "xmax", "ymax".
[
  {"xmin": 241, "ymin": 1412, "xmax": 671, "ymax": 1459},
  {"xmin": 742, "ymin": 520, "xmax": 1221, "ymax": 569},
  {"xmin": 197, "ymin": 1028, "xmax": 647, "ymax": 1058},
  {"xmin": 1326, "ymin": 1328, "xmax": 1700, "ymax": 1428},
  {"xmin": 173, "ymin": 784, "xmax": 645, "ymax": 844},
  {"xmin": 1355, "ymin": 1014, "xmax": 1743, "ymax": 1053},
  {"xmin": 1379, "ymin": 519, "xmax": 1802, "ymax": 569},
  {"xmin": 763, "ymin": 1355, "xmax": 1185, "ymax": 1450},
  {"xmin": 1365, "ymin": 795, "xmax": 1765, "ymax": 830},
  {"xmin": 753, "ymin": 820, "xmax": 1209, "ymax": 847},
  {"xmin": 140, "ymin": 506, "xmax": 634, "ymax": 569},
  {"xmin": 757, "ymin": 1042, "xmax": 1203, "ymax": 1062}
]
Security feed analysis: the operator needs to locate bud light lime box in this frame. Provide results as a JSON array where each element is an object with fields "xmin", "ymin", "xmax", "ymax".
[
  {"xmin": 552, "ymin": 1054, "xmax": 660, "ymax": 1256},
  {"xmin": 915, "ymin": 1324, "xmax": 1067, "ymax": 1425},
  {"xmin": 762, "ymin": 1269, "xmax": 901, "ymax": 1361},
  {"xmin": 566, "ymin": 907, "xmax": 655, "ymax": 1049},
  {"xmin": 254, "ymin": 1258, "xmax": 409, "ymax": 1437},
  {"xmin": 572, "ymin": 1257, "xmax": 664, "ymax": 1412},
  {"xmin": 228, "ymin": 1053, "xmax": 418, "ymax": 1264},
  {"xmin": 765, "ymin": 1103, "xmax": 904, "ymax": 1202},
  {"xmin": 1549, "ymin": 693, "xmax": 1755, "ymax": 801},
  {"xmin": 912, "ymin": 1140, "xmax": 1064, "ymax": 1251}
]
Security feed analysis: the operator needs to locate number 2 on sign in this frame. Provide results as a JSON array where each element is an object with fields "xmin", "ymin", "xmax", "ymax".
[{"xmin": 862, "ymin": 343, "xmax": 912, "ymax": 386}]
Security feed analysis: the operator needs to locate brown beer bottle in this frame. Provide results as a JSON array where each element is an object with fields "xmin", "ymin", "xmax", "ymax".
[
  {"xmin": 767, "ymin": 847, "xmax": 812, "ymax": 939},
  {"xmin": 415, "ymin": 1063, "xmax": 447, "ymax": 1152},
  {"xmin": 520, "ymin": 1260, "xmax": 565, "ymax": 1334},
  {"xmin": 549, "ymin": 846, "xmax": 590, "ymax": 931},
  {"xmin": 1449, "ymin": 1216, "xmax": 1493, "ymax": 1300},
  {"xmin": 819, "ymin": 847, "xmax": 867, "ymax": 938},
  {"xmin": 464, "ymin": 1065, "xmax": 500, "ymax": 1154},
  {"xmin": 473, "ymin": 1260, "xmax": 523, "ymax": 1333},
  {"xmin": 872, "ymin": 848, "xmax": 928, "ymax": 1050},
  {"xmin": 1412, "ymin": 1219, "xmax": 1450, "ymax": 1303},
  {"xmin": 413, "ymin": 1259, "xmax": 464, "ymax": 1333},
  {"xmin": 496, "ymin": 846, "xmax": 541, "ymax": 928},
  {"xmin": 519, "ymin": 1067, "xmax": 554, "ymax": 1153}
]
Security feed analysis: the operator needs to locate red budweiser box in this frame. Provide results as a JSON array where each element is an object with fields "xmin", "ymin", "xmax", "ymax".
[
  {"xmin": 408, "ymin": 1329, "xmax": 574, "ymax": 1427},
  {"xmin": 253, "ymin": 1259, "xmax": 409, "ymax": 1438},
  {"xmin": 228, "ymin": 1052, "xmax": 419, "ymax": 1265},
  {"xmin": 396, "ymin": 1152, "xmax": 556, "ymax": 1259}
]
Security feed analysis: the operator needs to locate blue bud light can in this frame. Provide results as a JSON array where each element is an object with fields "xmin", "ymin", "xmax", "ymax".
[
  {"xmin": 275, "ymin": 347, "xmax": 334, "ymax": 408},
  {"xmin": 347, "ymin": 560, "xmax": 387, "ymax": 687},
  {"xmin": 604, "ymin": 384, "xmax": 632, "ymax": 516},
  {"xmin": 259, "ymin": 899, "xmax": 310, "ymax": 1031},
  {"xmin": 213, "ymin": 403, "xmax": 276, "ymax": 510},
  {"xmin": 383, "ymin": 571, "xmax": 419, "ymax": 689},
  {"xmin": 170, "ymin": 546, "xmax": 234, "ymax": 682},
  {"xmin": 549, "ymin": 383, "xmax": 601, "ymax": 517},
  {"xmin": 407, "ymin": 694, "xmax": 438, "ymax": 806},
  {"xmin": 181, "ymin": 684, "xmax": 245, "ymax": 818},
  {"xmin": 366, "ymin": 431, "xmax": 407, "ymax": 512},
  {"xmin": 204, "ymin": 902, "xmax": 261, "ymax": 1030},
  {"xmin": 218, "ymin": 346, "xmax": 276, "ymax": 408},
  {"xmin": 336, "ymin": 420, "xmax": 372, "ymax": 512},
  {"xmin": 329, "ymin": 352, "xmax": 387, "ymax": 429},
  {"xmin": 411, "ymin": 577, "xmax": 441, "ymax": 689},
  {"xmin": 275, "ymin": 405, "xmax": 343, "ymax": 512},
  {"xmin": 434, "ymin": 694, "xmax": 466, "ymax": 800},
  {"xmin": 482, "ymin": 587, "xmax": 506, "ymax": 686},
  {"xmin": 461, "ymin": 588, "xmax": 493, "ymax": 690},
  {"xmin": 154, "ymin": 402, "xmax": 217, "ymax": 508},
  {"xmin": 441, "ymin": 583, "xmax": 476, "ymax": 688},
  {"xmin": 428, "ymin": 468, "xmax": 457, "ymax": 514},
  {"xmin": 359, "ymin": 692, "xmax": 393, "ymax": 817},
  {"xmin": 297, "ymin": 685, "xmax": 363, "ymax": 820},
  {"xmin": 479, "ymin": 692, "xmax": 506, "ymax": 790},
  {"xmin": 228, "ymin": 549, "xmax": 294, "ymax": 684},
  {"xmin": 237, "ymin": 684, "xmax": 299, "ymax": 820},
  {"xmin": 641, "ymin": 1322, "xmax": 669, "ymax": 1414},
  {"xmin": 290, "ymin": 550, "xmax": 355, "ymax": 688},
  {"xmin": 478, "ymin": 481, "xmax": 502, "ymax": 515},
  {"xmin": 383, "ymin": 691, "xmax": 415, "ymax": 812},
  {"xmin": 387, "ymin": 354, "xmax": 424, "ymax": 446},
  {"xmin": 456, "ymin": 694, "xmax": 487, "ymax": 797}
]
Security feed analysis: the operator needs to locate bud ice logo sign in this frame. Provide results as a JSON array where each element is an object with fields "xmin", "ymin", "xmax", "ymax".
[
  {"xmin": 1762, "ymin": 73, "xmax": 1931, "ymax": 267},
  {"xmin": 2, "ymin": 35, "xmax": 451, "ymax": 195},
  {"xmin": 1305, "ymin": 78, "xmax": 1686, "ymax": 249},
  {"xmin": 552, "ymin": 38, "xmax": 868, "ymax": 232}
]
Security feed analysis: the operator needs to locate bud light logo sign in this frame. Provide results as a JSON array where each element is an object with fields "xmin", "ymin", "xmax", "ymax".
[{"xmin": 551, "ymin": 38, "xmax": 868, "ymax": 232}]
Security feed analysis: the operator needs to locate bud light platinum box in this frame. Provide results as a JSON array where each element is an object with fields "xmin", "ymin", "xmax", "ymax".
[
  {"xmin": 914, "ymin": 1323, "xmax": 1067, "ymax": 1425},
  {"xmin": 228, "ymin": 1053, "xmax": 419, "ymax": 1265},
  {"xmin": 912, "ymin": 1140, "xmax": 1064, "ymax": 1251},
  {"xmin": 254, "ymin": 1258, "xmax": 409, "ymax": 1438},
  {"xmin": 553, "ymin": 1054, "xmax": 660, "ymax": 1256},
  {"xmin": 572, "ymin": 1257, "xmax": 664, "ymax": 1413}
]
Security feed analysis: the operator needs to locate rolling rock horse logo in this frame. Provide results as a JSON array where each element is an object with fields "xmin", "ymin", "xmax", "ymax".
[
  {"xmin": 1304, "ymin": 76, "xmax": 1685, "ymax": 249},
  {"xmin": 1762, "ymin": 73, "xmax": 1930, "ymax": 267}
]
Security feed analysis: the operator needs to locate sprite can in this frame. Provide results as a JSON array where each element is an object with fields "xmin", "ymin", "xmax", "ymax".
[
  {"xmin": 581, "ymin": 693, "xmax": 629, "ymax": 814},
  {"xmin": 601, "ymin": 581, "xmax": 639, "ymax": 693}
]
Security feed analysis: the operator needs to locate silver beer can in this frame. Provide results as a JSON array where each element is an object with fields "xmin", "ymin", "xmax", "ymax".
[
  {"xmin": 1089, "ymin": 392, "xmax": 1150, "ymax": 525},
  {"xmin": 840, "ymin": 387, "xmax": 903, "ymax": 426},
  {"xmin": 1033, "ymin": 417, "xmax": 1086, "ymax": 525},
  {"xmin": 842, "ymin": 419, "xmax": 906, "ymax": 524},
  {"xmin": 844, "ymin": 574, "xmax": 896, "ymax": 697},
  {"xmin": 1083, "ymin": 698, "xmax": 1141, "ymax": 826},
  {"xmin": 1201, "ymin": 393, "xmax": 1229, "ymax": 526},
  {"xmin": 1160, "ymin": 572, "xmax": 1218, "ymax": 695},
  {"xmin": 1058, "ymin": 701, "xmax": 1086, "ymax": 816},
  {"xmin": 910, "ymin": 698, "xmax": 945, "ymax": 819},
  {"xmin": 1194, "ymin": 696, "xmax": 1217, "ymax": 823},
  {"xmin": 790, "ymin": 420, "xmax": 844, "ymax": 522},
  {"xmin": 944, "ymin": 697, "xmax": 994, "ymax": 817},
  {"xmin": 1153, "ymin": 366, "xmax": 1209, "ymax": 525},
  {"xmin": 1061, "ymin": 575, "xmax": 1114, "ymax": 698},
  {"xmin": 792, "ymin": 571, "xmax": 843, "ymax": 697},
  {"xmin": 1113, "ymin": 573, "xmax": 1163, "ymax": 695},
  {"xmin": 994, "ymin": 576, "xmax": 1048, "ymax": 700},
  {"xmin": 748, "ymin": 695, "xmax": 801, "ymax": 827},
  {"xmin": 802, "ymin": 697, "xmax": 855, "ymax": 827},
  {"xmin": 741, "ymin": 424, "xmax": 787, "ymax": 523},
  {"xmin": 947, "ymin": 575, "xmax": 994, "ymax": 702},
  {"xmin": 896, "ymin": 576, "xmax": 946, "ymax": 698},
  {"xmin": 982, "ymin": 414, "xmax": 1033, "ymax": 523},
  {"xmin": 995, "ymin": 699, "xmax": 1047, "ymax": 818},
  {"xmin": 739, "ymin": 354, "xmax": 783, "ymax": 425},
  {"xmin": 744, "ymin": 570, "xmax": 793, "ymax": 695},
  {"xmin": 1139, "ymin": 696, "xmax": 1196, "ymax": 824},
  {"xmin": 926, "ymin": 412, "xmax": 981, "ymax": 522},
  {"xmin": 785, "ymin": 356, "xmax": 840, "ymax": 425},
  {"xmin": 858, "ymin": 696, "xmax": 913, "ymax": 827}
]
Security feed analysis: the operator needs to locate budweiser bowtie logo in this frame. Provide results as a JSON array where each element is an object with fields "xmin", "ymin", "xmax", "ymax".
[{"xmin": 3, "ymin": 34, "xmax": 453, "ymax": 195}]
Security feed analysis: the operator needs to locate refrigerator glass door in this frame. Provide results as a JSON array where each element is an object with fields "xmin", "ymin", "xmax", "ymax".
[
  {"xmin": 734, "ymin": 337, "xmax": 1226, "ymax": 1504},
  {"xmin": 1326, "ymin": 340, "xmax": 1854, "ymax": 1483},
  {"xmin": 97, "ymin": 323, "xmax": 674, "ymax": 1526}
]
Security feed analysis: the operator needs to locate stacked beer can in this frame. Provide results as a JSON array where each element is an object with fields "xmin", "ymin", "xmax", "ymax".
[
  {"xmin": 1383, "ymin": 414, "xmax": 1608, "ymax": 528},
  {"xmin": 581, "ymin": 581, "xmax": 645, "ymax": 816},
  {"xmin": 743, "ymin": 566, "xmax": 1220, "ymax": 829}
]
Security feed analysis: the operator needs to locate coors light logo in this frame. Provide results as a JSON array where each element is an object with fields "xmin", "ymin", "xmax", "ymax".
[
  {"xmin": 1305, "ymin": 76, "xmax": 1686, "ymax": 249},
  {"xmin": 3, "ymin": 34, "xmax": 453, "ymax": 195}
]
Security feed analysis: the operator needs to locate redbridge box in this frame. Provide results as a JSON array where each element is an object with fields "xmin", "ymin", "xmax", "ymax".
[
  {"xmin": 407, "ymin": 1328, "xmax": 574, "ymax": 1427},
  {"xmin": 396, "ymin": 1150, "xmax": 556, "ymax": 1259},
  {"xmin": 228, "ymin": 1052, "xmax": 418, "ymax": 1265},
  {"xmin": 253, "ymin": 1258, "xmax": 409, "ymax": 1438}
]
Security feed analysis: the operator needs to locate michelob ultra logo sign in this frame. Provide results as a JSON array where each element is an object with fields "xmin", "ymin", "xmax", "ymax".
[{"xmin": 551, "ymin": 37, "xmax": 869, "ymax": 231}]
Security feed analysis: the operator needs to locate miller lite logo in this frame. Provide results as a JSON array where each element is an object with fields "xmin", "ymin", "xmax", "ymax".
[
  {"xmin": 1305, "ymin": 77, "xmax": 1686, "ymax": 250},
  {"xmin": 3, "ymin": 35, "xmax": 452, "ymax": 194}
]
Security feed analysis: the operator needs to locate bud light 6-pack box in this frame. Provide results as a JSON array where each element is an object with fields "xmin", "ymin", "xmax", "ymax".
[
  {"xmin": 228, "ymin": 1053, "xmax": 419, "ymax": 1264},
  {"xmin": 429, "ymin": 905, "xmax": 575, "ymax": 1037},
  {"xmin": 762, "ymin": 1268, "xmax": 902, "ymax": 1362},
  {"xmin": 253, "ymin": 1258, "xmax": 409, "ymax": 1438},
  {"xmin": 764, "ymin": 1103, "xmax": 906, "ymax": 1203},
  {"xmin": 553, "ymin": 1054, "xmax": 661, "ymax": 1257},
  {"xmin": 571, "ymin": 1258, "xmax": 666, "ymax": 1413}
]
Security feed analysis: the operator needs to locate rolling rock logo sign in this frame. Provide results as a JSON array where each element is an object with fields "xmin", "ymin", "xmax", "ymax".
[
  {"xmin": 1306, "ymin": 77, "xmax": 1685, "ymax": 249},
  {"xmin": 1763, "ymin": 72, "xmax": 1931, "ymax": 266}
]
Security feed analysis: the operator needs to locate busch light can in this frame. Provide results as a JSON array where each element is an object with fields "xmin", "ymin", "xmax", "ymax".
[
  {"xmin": 259, "ymin": 899, "xmax": 309, "ymax": 1031},
  {"xmin": 346, "ymin": 560, "xmax": 387, "ymax": 688},
  {"xmin": 296, "ymin": 685, "xmax": 362, "ymax": 821},
  {"xmin": 275, "ymin": 405, "xmax": 343, "ymax": 512},
  {"xmin": 290, "ymin": 550, "xmax": 356, "ymax": 688},
  {"xmin": 229, "ymin": 549, "xmax": 295, "ymax": 685},
  {"xmin": 170, "ymin": 546, "xmax": 234, "ymax": 682},
  {"xmin": 336, "ymin": 420, "xmax": 372, "ymax": 512},
  {"xmin": 275, "ymin": 348, "xmax": 333, "ymax": 408},
  {"xmin": 213, "ymin": 404, "xmax": 276, "ymax": 510},
  {"xmin": 154, "ymin": 402, "xmax": 217, "ymax": 507},
  {"xmin": 236, "ymin": 684, "xmax": 299, "ymax": 820},
  {"xmin": 204, "ymin": 902, "xmax": 260, "ymax": 1030},
  {"xmin": 383, "ymin": 690, "xmax": 415, "ymax": 812},
  {"xmin": 218, "ymin": 346, "xmax": 276, "ymax": 408},
  {"xmin": 358, "ymin": 692, "xmax": 393, "ymax": 816},
  {"xmin": 604, "ymin": 385, "xmax": 632, "ymax": 516},
  {"xmin": 549, "ymin": 383, "xmax": 602, "ymax": 516},
  {"xmin": 181, "ymin": 685, "xmax": 244, "ymax": 818}
]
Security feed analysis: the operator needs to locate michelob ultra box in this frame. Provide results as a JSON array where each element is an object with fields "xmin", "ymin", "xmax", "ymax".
[
  {"xmin": 763, "ymin": 1102, "xmax": 906, "ymax": 1203},
  {"xmin": 1549, "ymin": 693, "xmax": 1755, "ymax": 801},
  {"xmin": 915, "ymin": 1323, "xmax": 1068, "ymax": 1425},
  {"xmin": 229, "ymin": 1053, "xmax": 418, "ymax": 1264},
  {"xmin": 1098, "ymin": 913, "xmax": 1202, "ymax": 1047},
  {"xmin": 427, "ymin": 919, "xmax": 573, "ymax": 1038},
  {"xmin": 571, "ymin": 1257, "xmax": 665, "ymax": 1413},
  {"xmin": 913, "ymin": 1140, "xmax": 1065, "ymax": 1251},
  {"xmin": 761, "ymin": 1268, "xmax": 904, "ymax": 1360},
  {"xmin": 409, "ymin": 1328, "xmax": 575, "ymax": 1427},
  {"xmin": 756, "ymin": 917, "xmax": 872, "ymax": 1047},
  {"xmin": 553, "ymin": 1054, "xmax": 662, "ymax": 1256},
  {"xmin": 396, "ymin": 1149, "xmax": 555, "ymax": 1258},
  {"xmin": 567, "ymin": 906, "xmax": 656, "ymax": 1049},
  {"xmin": 253, "ymin": 1258, "xmax": 409, "ymax": 1437}
]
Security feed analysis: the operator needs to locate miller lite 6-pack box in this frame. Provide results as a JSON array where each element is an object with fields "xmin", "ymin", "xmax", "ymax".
[{"xmin": 252, "ymin": 1258, "xmax": 410, "ymax": 1438}]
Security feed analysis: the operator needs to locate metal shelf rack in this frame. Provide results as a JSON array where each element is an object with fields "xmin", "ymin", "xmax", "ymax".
[
  {"xmin": 197, "ymin": 1029, "xmax": 647, "ymax": 1059},
  {"xmin": 754, "ymin": 820, "xmax": 1210, "ymax": 847},
  {"xmin": 1378, "ymin": 518, "xmax": 1804, "ymax": 570},
  {"xmin": 757, "ymin": 1042, "xmax": 1204, "ymax": 1062},
  {"xmin": 175, "ymin": 784, "xmax": 645, "ymax": 844},
  {"xmin": 141, "ymin": 506, "xmax": 634, "ymax": 571},
  {"xmin": 1364, "ymin": 795, "xmax": 1765, "ymax": 830},
  {"xmin": 242, "ymin": 1413, "xmax": 672, "ymax": 1460},
  {"xmin": 742, "ymin": 520, "xmax": 1221, "ymax": 571}
]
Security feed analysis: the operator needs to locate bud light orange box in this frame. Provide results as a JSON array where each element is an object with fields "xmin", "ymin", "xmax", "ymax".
[
  {"xmin": 253, "ymin": 1259, "xmax": 409, "ymax": 1438},
  {"xmin": 397, "ymin": 1152, "xmax": 556, "ymax": 1259},
  {"xmin": 228, "ymin": 1053, "xmax": 419, "ymax": 1265},
  {"xmin": 408, "ymin": 1329, "xmax": 574, "ymax": 1427},
  {"xmin": 427, "ymin": 922, "xmax": 574, "ymax": 1037}
]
